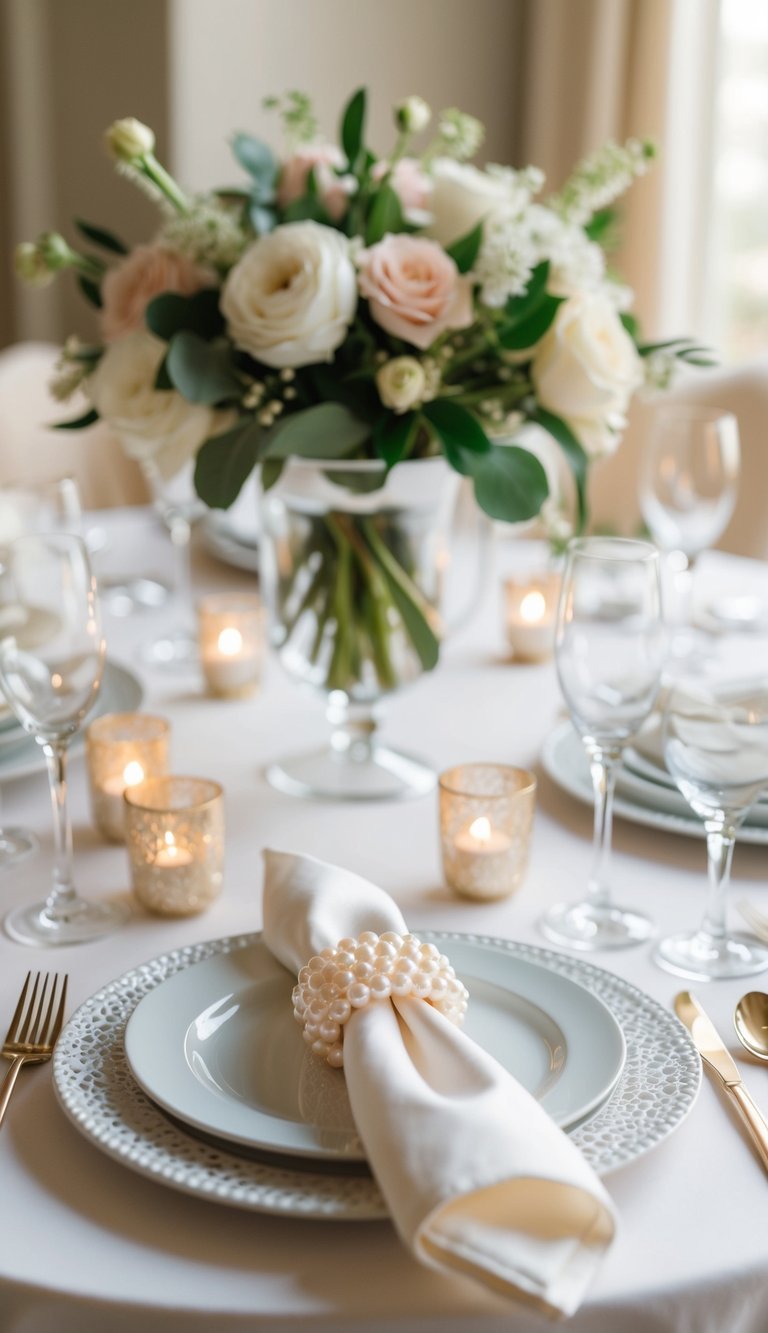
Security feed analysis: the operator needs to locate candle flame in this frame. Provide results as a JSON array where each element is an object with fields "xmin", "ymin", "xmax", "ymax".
[
  {"xmin": 218, "ymin": 627, "xmax": 243, "ymax": 656},
  {"xmin": 123, "ymin": 761, "xmax": 144, "ymax": 787},
  {"xmin": 520, "ymin": 590, "xmax": 546, "ymax": 623},
  {"xmin": 164, "ymin": 830, "xmax": 175, "ymax": 849},
  {"xmin": 469, "ymin": 816, "xmax": 491, "ymax": 843}
]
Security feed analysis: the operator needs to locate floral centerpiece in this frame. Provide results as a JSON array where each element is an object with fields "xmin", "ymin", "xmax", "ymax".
[{"xmin": 17, "ymin": 90, "xmax": 705, "ymax": 701}]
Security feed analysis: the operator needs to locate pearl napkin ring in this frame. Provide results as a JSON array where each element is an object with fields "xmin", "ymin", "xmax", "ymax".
[{"xmin": 292, "ymin": 931, "xmax": 469, "ymax": 1068}]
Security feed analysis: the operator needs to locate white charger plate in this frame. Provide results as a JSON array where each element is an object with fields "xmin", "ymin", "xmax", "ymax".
[
  {"xmin": 123, "ymin": 934, "xmax": 626, "ymax": 1162},
  {"xmin": 543, "ymin": 721, "xmax": 768, "ymax": 846},
  {"xmin": 0, "ymin": 661, "xmax": 143, "ymax": 784},
  {"xmin": 52, "ymin": 932, "xmax": 701, "ymax": 1219}
]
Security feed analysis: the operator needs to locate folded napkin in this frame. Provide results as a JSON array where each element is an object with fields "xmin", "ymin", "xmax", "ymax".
[{"xmin": 262, "ymin": 849, "xmax": 616, "ymax": 1318}]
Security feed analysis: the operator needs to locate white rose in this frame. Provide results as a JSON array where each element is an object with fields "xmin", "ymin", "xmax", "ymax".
[
  {"xmin": 428, "ymin": 158, "xmax": 535, "ymax": 248},
  {"xmin": 86, "ymin": 332, "xmax": 231, "ymax": 480},
  {"xmin": 104, "ymin": 117, "xmax": 155, "ymax": 163},
  {"xmin": 221, "ymin": 221, "xmax": 357, "ymax": 369},
  {"xmin": 531, "ymin": 294, "xmax": 643, "ymax": 458},
  {"xmin": 376, "ymin": 357, "xmax": 426, "ymax": 413}
]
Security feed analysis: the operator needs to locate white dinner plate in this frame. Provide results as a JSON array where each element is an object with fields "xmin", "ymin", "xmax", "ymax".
[
  {"xmin": 542, "ymin": 721, "xmax": 768, "ymax": 846},
  {"xmin": 0, "ymin": 661, "xmax": 143, "ymax": 784},
  {"xmin": 53, "ymin": 932, "xmax": 701, "ymax": 1219},
  {"xmin": 124, "ymin": 934, "xmax": 626, "ymax": 1162}
]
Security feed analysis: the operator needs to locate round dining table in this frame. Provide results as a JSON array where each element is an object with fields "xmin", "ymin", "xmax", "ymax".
[{"xmin": 1, "ymin": 506, "xmax": 767, "ymax": 1333}]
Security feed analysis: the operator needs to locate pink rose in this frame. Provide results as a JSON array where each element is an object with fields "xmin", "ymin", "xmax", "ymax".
[
  {"xmin": 100, "ymin": 244, "xmax": 214, "ymax": 342},
  {"xmin": 277, "ymin": 144, "xmax": 355, "ymax": 222},
  {"xmin": 357, "ymin": 234, "xmax": 473, "ymax": 350},
  {"xmin": 372, "ymin": 157, "xmax": 432, "ymax": 222}
]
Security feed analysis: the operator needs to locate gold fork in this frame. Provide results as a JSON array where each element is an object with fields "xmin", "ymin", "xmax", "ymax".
[{"xmin": 0, "ymin": 972, "xmax": 68, "ymax": 1128}]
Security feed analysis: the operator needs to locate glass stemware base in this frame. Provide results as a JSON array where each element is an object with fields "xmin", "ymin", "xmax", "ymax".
[
  {"xmin": 265, "ymin": 742, "xmax": 435, "ymax": 801},
  {"xmin": 4, "ymin": 895, "xmax": 130, "ymax": 948},
  {"xmin": 654, "ymin": 929, "xmax": 768, "ymax": 981},
  {"xmin": 539, "ymin": 899, "xmax": 655, "ymax": 951}
]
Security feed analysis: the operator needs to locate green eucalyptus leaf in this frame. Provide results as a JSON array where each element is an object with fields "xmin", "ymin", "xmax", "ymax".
[
  {"xmin": 446, "ymin": 221, "xmax": 484, "ymax": 274},
  {"xmin": 499, "ymin": 294, "xmax": 562, "ymax": 350},
  {"xmin": 260, "ymin": 458, "xmax": 285, "ymax": 491},
  {"xmin": 194, "ymin": 420, "xmax": 262, "ymax": 508},
  {"xmin": 423, "ymin": 399, "xmax": 491, "ymax": 475},
  {"xmin": 249, "ymin": 202, "xmax": 276, "ymax": 234},
  {"xmin": 365, "ymin": 184, "xmax": 403, "ymax": 244},
  {"xmin": 78, "ymin": 275, "xmax": 102, "ymax": 309},
  {"xmin": 471, "ymin": 444, "xmax": 549, "ymax": 523},
  {"xmin": 53, "ymin": 408, "xmax": 99, "ymax": 431},
  {"xmin": 146, "ymin": 288, "xmax": 224, "ymax": 342},
  {"xmin": 265, "ymin": 402, "xmax": 370, "ymax": 459},
  {"xmin": 532, "ymin": 405, "xmax": 589, "ymax": 528},
  {"xmin": 74, "ymin": 218, "xmax": 128, "ymax": 255},
  {"xmin": 341, "ymin": 87, "xmax": 366, "ymax": 168},
  {"xmin": 232, "ymin": 133, "xmax": 278, "ymax": 189},
  {"xmin": 166, "ymin": 331, "xmax": 242, "ymax": 404}
]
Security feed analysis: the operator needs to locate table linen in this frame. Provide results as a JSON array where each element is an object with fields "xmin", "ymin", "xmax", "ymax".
[{"xmin": 1, "ymin": 509, "xmax": 768, "ymax": 1332}]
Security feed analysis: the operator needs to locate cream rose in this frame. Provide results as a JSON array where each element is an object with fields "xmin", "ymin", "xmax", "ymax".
[
  {"xmin": 100, "ymin": 244, "xmax": 214, "ymax": 342},
  {"xmin": 376, "ymin": 356, "xmax": 427, "ymax": 413},
  {"xmin": 221, "ymin": 221, "xmax": 357, "ymax": 368},
  {"xmin": 357, "ymin": 234, "xmax": 473, "ymax": 350},
  {"xmin": 428, "ymin": 158, "xmax": 537, "ymax": 248},
  {"xmin": 277, "ymin": 144, "xmax": 355, "ymax": 222},
  {"xmin": 87, "ymin": 332, "xmax": 232, "ymax": 480},
  {"xmin": 531, "ymin": 294, "xmax": 643, "ymax": 458}
]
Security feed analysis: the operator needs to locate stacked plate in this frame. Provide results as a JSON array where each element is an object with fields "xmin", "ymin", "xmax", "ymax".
[
  {"xmin": 543, "ymin": 719, "xmax": 768, "ymax": 845},
  {"xmin": 52, "ymin": 931, "xmax": 701, "ymax": 1219},
  {"xmin": 0, "ymin": 661, "xmax": 143, "ymax": 784}
]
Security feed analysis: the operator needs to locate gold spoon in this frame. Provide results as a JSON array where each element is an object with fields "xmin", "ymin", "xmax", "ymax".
[{"xmin": 734, "ymin": 992, "xmax": 768, "ymax": 1063}]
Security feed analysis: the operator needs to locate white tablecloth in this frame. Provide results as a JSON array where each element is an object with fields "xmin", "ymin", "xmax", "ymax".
[{"xmin": 1, "ymin": 509, "xmax": 767, "ymax": 1333}]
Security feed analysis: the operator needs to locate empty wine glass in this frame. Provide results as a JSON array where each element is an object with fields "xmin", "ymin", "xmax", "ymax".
[
  {"xmin": 0, "ymin": 533, "xmax": 128, "ymax": 945},
  {"xmin": 639, "ymin": 405, "xmax": 740, "ymax": 635},
  {"xmin": 140, "ymin": 458, "xmax": 205, "ymax": 668},
  {"xmin": 654, "ymin": 679, "xmax": 768, "ymax": 980},
  {"xmin": 540, "ymin": 537, "xmax": 665, "ymax": 950}
]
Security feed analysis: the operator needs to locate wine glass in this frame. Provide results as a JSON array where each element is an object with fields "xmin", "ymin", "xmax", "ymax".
[
  {"xmin": 639, "ymin": 405, "xmax": 740, "ymax": 635},
  {"xmin": 540, "ymin": 537, "xmax": 665, "ymax": 950},
  {"xmin": 654, "ymin": 679, "xmax": 768, "ymax": 980},
  {"xmin": 0, "ymin": 533, "xmax": 128, "ymax": 945},
  {"xmin": 140, "ymin": 458, "xmax": 205, "ymax": 668}
]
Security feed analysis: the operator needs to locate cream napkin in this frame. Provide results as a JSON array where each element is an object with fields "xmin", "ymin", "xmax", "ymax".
[{"xmin": 262, "ymin": 849, "xmax": 616, "ymax": 1318}]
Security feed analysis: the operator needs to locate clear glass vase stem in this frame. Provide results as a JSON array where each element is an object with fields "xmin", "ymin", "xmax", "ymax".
[{"xmin": 171, "ymin": 515, "xmax": 193, "ymax": 624}]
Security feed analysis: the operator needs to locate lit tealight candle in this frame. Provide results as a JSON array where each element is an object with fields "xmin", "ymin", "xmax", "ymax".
[
  {"xmin": 439, "ymin": 764, "xmax": 537, "ymax": 901},
  {"xmin": 198, "ymin": 594, "xmax": 263, "ymax": 698},
  {"xmin": 453, "ymin": 815, "xmax": 512, "ymax": 856},
  {"xmin": 155, "ymin": 830, "xmax": 193, "ymax": 869},
  {"xmin": 86, "ymin": 714, "xmax": 170, "ymax": 843},
  {"xmin": 504, "ymin": 573, "xmax": 561, "ymax": 662}
]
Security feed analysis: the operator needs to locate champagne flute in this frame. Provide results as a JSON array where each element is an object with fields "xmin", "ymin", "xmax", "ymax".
[
  {"xmin": 639, "ymin": 405, "xmax": 740, "ymax": 635},
  {"xmin": 140, "ymin": 458, "xmax": 205, "ymax": 668},
  {"xmin": 0, "ymin": 533, "xmax": 128, "ymax": 945},
  {"xmin": 654, "ymin": 679, "xmax": 768, "ymax": 980},
  {"xmin": 540, "ymin": 537, "xmax": 665, "ymax": 949}
]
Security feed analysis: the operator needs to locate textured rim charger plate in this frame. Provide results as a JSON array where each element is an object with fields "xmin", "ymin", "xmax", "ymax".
[
  {"xmin": 52, "ymin": 932, "xmax": 701, "ymax": 1220},
  {"xmin": 543, "ymin": 720, "xmax": 768, "ymax": 846}
]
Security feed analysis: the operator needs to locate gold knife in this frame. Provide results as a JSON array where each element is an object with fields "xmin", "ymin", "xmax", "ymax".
[{"xmin": 675, "ymin": 990, "xmax": 768, "ymax": 1175}]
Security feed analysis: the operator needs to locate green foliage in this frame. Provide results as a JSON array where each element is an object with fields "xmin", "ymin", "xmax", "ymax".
[
  {"xmin": 341, "ymin": 88, "xmax": 367, "ymax": 170},
  {"xmin": 372, "ymin": 411, "xmax": 418, "ymax": 468},
  {"xmin": 499, "ymin": 294, "xmax": 562, "ymax": 350},
  {"xmin": 74, "ymin": 218, "xmax": 128, "ymax": 255},
  {"xmin": 265, "ymin": 402, "xmax": 371, "ymax": 459},
  {"xmin": 470, "ymin": 444, "xmax": 549, "ymax": 523},
  {"xmin": 446, "ymin": 221, "xmax": 484, "ymax": 274},
  {"xmin": 166, "ymin": 332, "xmax": 242, "ymax": 404},
  {"xmin": 194, "ymin": 420, "xmax": 263, "ymax": 508},
  {"xmin": 423, "ymin": 399, "xmax": 490, "ymax": 475},
  {"xmin": 146, "ymin": 289, "xmax": 224, "ymax": 341},
  {"xmin": 231, "ymin": 133, "xmax": 278, "ymax": 191},
  {"xmin": 364, "ymin": 185, "xmax": 403, "ymax": 245},
  {"xmin": 78, "ymin": 275, "xmax": 102, "ymax": 309},
  {"xmin": 53, "ymin": 408, "xmax": 99, "ymax": 431},
  {"xmin": 532, "ymin": 406, "xmax": 589, "ymax": 529}
]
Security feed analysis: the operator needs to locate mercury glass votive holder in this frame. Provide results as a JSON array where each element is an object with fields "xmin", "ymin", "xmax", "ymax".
[
  {"xmin": 439, "ymin": 763, "xmax": 536, "ymax": 901},
  {"xmin": 197, "ymin": 592, "xmax": 263, "ymax": 698},
  {"xmin": 124, "ymin": 776, "xmax": 224, "ymax": 917},
  {"xmin": 503, "ymin": 571, "xmax": 561, "ymax": 662},
  {"xmin": 86, "ymin": 713, "xmax": 170, "ymax": 843}
]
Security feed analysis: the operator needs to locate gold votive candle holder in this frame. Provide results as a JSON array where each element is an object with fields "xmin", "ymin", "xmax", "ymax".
[
  {"xmin": 197, "ymin": 592, "xmax": 263, "ymax": 698},
  {"xmin": 86, "ymin": 713, "xmax": 170, "ymax": 843},
  {"xmin": 439, "ymin": 763, "xmax": 536, "ymax": 901},
  {"xmin": 503, "ymin": 571, "xmax": 561, "ymax": 662},
  {"xmin": 124, "ymin": 776, "xmax": 224, "ymax": 917}
]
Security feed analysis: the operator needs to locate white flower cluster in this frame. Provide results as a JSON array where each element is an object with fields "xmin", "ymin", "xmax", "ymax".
[
  {"xmin": 434, "ymin": 107, "xmax": 485, "ymax": 161},
  {"xmin": 474, "ymin": 203, "xmax": 606, "ymax": 309},
  {"xmin": 160, "ymin": 197, "xmax": 249, "ymax": 269},
  {"xmin": 550, "ymin": 137, "xmax": 656, "ymax": 226}
]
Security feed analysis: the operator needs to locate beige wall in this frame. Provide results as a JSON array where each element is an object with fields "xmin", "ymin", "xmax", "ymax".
[{"xmin": 168, "ymin": 0, "xmax": 523, "ymax": 186}]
